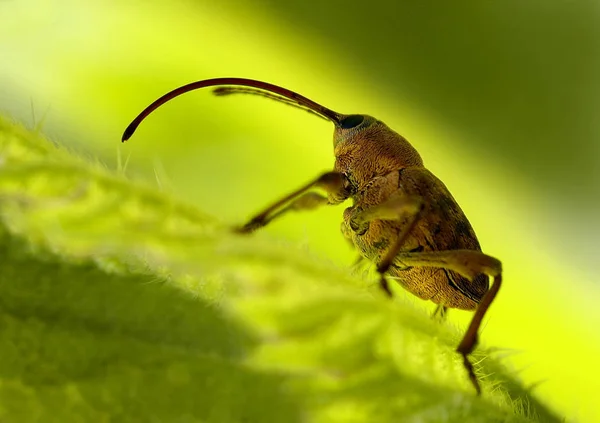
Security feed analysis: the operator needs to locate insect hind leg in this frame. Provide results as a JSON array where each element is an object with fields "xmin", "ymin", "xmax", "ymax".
[{"xmin": 393, "ymin": 249, "xmax": 502, "ymax": 395}]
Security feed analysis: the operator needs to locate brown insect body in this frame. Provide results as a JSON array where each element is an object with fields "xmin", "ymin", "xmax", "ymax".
[
  {"xmin": 122, "ymin": 78, "xmax": 502, "ymax": 395},
  {"xmin": 332, "ymin": 116, "xmax": 488, "ymax": 309}
]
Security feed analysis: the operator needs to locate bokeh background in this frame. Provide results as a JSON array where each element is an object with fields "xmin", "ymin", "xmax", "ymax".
[{"xmin": 2, "ymin": 0, "xmax": 599, "ymax": 421}]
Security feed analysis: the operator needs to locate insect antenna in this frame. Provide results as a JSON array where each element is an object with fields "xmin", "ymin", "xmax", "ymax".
[{"xmin": 213, "ymin": 87, "xmax": 327, "ymax": 122}]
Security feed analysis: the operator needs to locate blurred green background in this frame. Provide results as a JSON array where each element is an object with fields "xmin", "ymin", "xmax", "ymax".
[{"xmin": 1, "ymin": 0, "xmax": 599, "ymax": 421}]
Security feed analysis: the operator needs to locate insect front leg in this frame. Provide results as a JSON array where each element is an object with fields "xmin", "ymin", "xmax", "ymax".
[{"xmin": 237, "ymin": 171, "xmax": 349, "ymax": 233}]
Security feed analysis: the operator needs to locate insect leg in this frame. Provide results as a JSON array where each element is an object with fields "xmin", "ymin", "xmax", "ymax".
[
  {"xmin": 393, "ymin": 249, "xmax": 502, "ymax": 395},
  {"xmin": 432, "ymin": 304, "xmax": 448, "ymax": 320},
  {"xmin": 346, "ymin": 195, "xmax": 425, "ymax": 296},
  {"xmin": 236, "ymin": 171, "xmax": 346, "ymax": 233},
  {"xmin": 349, "ymin": 195, "xmax": 502, "ymax": 394}
]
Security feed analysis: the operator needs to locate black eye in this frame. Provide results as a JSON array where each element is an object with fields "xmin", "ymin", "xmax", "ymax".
[{"xmin": 340, "ymin": 115, "xmax": 364, "ymax": 129}]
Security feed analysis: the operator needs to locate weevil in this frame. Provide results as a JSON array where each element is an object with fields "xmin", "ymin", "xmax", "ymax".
[{"xmin": 122, "ymin": 78, "xmax": 502, "ymax": 395}]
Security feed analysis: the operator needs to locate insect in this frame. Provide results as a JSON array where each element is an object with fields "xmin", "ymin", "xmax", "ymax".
[{"xmin": 122, "ymin": 78, "xmax": 502, "ymax": 395}]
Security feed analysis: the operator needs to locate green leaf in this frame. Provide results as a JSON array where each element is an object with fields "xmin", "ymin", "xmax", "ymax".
[{"xmin": 0, "ymin": 116, "xmax": 562, "ymax": 422}]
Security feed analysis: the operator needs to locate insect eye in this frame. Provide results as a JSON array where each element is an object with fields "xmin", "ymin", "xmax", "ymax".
[{"xmin": 340, "ymin": 115, "xmax": 364, "ymax": 129}]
